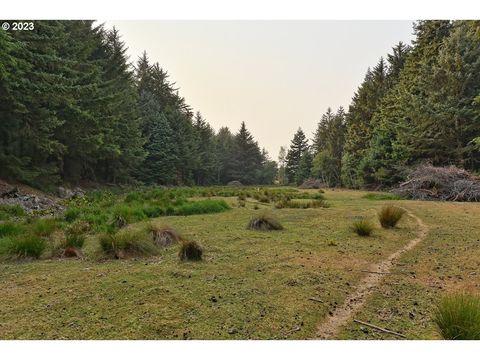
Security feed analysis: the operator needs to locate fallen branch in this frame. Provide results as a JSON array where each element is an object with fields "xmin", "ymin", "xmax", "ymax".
[
  {"xmin": 353, "ymin": 319, "xmax": 406, "ymax": 338},
  {"xmin": 309, "ymin": 297, "xmax": 324, "ymax": 303}
]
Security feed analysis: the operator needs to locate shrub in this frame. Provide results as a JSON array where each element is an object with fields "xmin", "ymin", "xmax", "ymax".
[
  {"xmin": 112, "ymin": 204, "xmax": 146, "ymax": 223},
  {"xmin": 65, "ymin": 221, "xmax": 89, "ymax": 248},
  {"xmin": 352, "ymin": 219, "xmax": 374, "ymax": 236},
  {"xmin": 0, "ymin": 204, "xmax": 26, "ymax": 220},
  {"xmin": 238, "ymin": 199, "xmax": 246, "ymax": 207},
  {"xmin": 125, "ymin": 191, "xmax": 143, "ymax": 203},
  {"xmin": 378, "ymin": 205, "xmax": 406, "ymax": 228},
  {"xmin": 3, "ymin": 234, "xmax": 46, "ymax": 259},
  {"xmin": 434, "ymin": 292, "xmax": 480, "ymax": 340},
  {"xmin": 178, "ymin": 239, "xmax": 203, "ymax": 261},
  {"xmin": 148, "ymin": 224, "xmax": 180, "ymax": 247},
  {"xmin": 99, "ymin": 228, "xmax": 159, "ymax": 259},
  {"xmin": 0, "ymin": 222, "xmax": 24, "ymax": 238},
  {"xmin": 247, "ymin": 213, "xmax": 283, "ymax": 231}
]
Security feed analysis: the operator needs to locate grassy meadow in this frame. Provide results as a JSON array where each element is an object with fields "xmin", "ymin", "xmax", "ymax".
[{"xmin": 0, "ymin": 187, "xmax": 479, "ymax": 339}]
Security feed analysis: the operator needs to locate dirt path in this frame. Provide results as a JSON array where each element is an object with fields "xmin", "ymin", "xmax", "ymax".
[{"xmin": 315, "ymin": 209, "xmax": 429, "ymax": 339}]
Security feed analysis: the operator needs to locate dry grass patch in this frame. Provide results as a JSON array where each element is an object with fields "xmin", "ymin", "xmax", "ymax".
[
  {"xmin": 247, "ymin": 212, "xmax": 283, "ymax": 231},
  {"xmin": 178, "ymin": 239, "xmax": 203, "ymax": 261},
  {"xmin": 378, "ymin": 205, "xmax": 406, "ymax": 228}
]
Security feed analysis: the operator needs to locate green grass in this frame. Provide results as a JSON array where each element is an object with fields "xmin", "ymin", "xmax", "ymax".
[
  {"xmin": 0, "ymin": 222, "xmax": 24, "ymax": 238},
  {"xmin": 275, "ymin": 199, "xmax": 329, "ymax": 209},
  {"xmin": 173, "ymin": 199, "xmax": 230, "ymax": 216},
  {"xmin": 378, "ymin": 205, "xmax": 406, "ymax": 228},
  {"xmin": 352, "ymin": 219, "xmax": 374, "ymax": 236},
  {"xmin": 434, "ymin": 293, "xmax": 480, "ymax": 340},
  {"xmin": 0, "ymin": 204, "xmax": 26, "ymax": 220},
  {"xmin": 0, "ymin": 187, "xmax": 479, "ymax": 339},
  {"xmin": 1, "ymin": 234, "xmax": 45, "ymax": 259}
]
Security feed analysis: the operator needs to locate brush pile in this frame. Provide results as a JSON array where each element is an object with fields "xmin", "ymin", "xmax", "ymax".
[{"xmin": 394, "ymin": 164, "xmax": 480, "ymax": 202}]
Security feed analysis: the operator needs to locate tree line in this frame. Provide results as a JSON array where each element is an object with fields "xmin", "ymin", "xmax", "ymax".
[
  {"xmin": 0, "ymin": 20, "xmax": 277, "ymax": 187},
  {"xmin": 283, "ymin": 20, "xmax": 480, "ymax": 188}
]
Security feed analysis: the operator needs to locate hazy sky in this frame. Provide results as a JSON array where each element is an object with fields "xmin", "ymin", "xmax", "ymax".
[{"xmin": 103, "ymin": 20, "xmax": 415, "ymax": 159}]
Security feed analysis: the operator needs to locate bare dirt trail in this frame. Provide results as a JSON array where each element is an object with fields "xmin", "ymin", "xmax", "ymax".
[{"xmin": 315, "ymin": 208, "xmax": 429, "ymax": 339}]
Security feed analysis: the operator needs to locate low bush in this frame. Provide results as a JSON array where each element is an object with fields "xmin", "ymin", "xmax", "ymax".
[
  {"xmin": 352, "ymin": 219, "xmax": 374, "ymax": 236},
  {"xmin": 434, "ymin": 292, "xmax": 480, "ymax": 340},
  {"xmin": 247, "ymin": 213, "xmax": 283, "ymax": 231},
  {"xmin": 178, "ymin": 239, "xmax": 203, "ymax": 261},
  {"xmin": 378, "ymin": 205, "xmax": 406, "ymax": 228},
  {"xmin": 64, "ymin": 207, "xmax": 81, "ymax": 222},
  {"xmin": 99, "ymin": 228, "xmax": 159, "ymax": 259},
  {"xmin": 64, "ymin": 221, "xmax": 89, "ymax": 248}
]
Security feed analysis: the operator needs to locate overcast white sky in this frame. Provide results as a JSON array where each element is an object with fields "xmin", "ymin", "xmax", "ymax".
[{"xmin": 103, "ymin": 20, "xmax": 415, "ymax": 159}]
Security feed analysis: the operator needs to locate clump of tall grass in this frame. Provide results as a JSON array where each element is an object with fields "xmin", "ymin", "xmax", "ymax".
[
  {"xmin": 0, "ymin": 222, "xmax": 24, "ymax": 238},
  {"xmin": 99, "ymin": 227, "xmax": 159, "ymax": 259},
  {"xmin": 247, "ymin": 212, "xmax": 284, "ymax": 231},
  {"xmin": 1, "ymin": 234, "xmax": 46, "ymax": 259},
  {"xmin": 173, "ymin": 199, "xmax": 230, "ymax": 216},
  {"xmin": 363, "ymin": 193, "xmax": 402, "ymax": 201},
  {"xmin": 178, "ymin": 239, "xmax": 203, "ymax": 261},
  {"xmin": 378, "ymin": 205, "xmax": 406, "ymax": 228},
  {"xmin": 64, "ymin": 221, "xmax": 90, "ymax": 248},
  {"xmin": 148, "ymin": 224, "xmax": 180, "ymax": 247},
  {"xmin": 0, "ymin": 204, "xmax": 26, "ymax": 220},
  {"xmin": 30, "ymin": 218, "xmax": 59, "ymax": 238},
  {"xmin": 275, "ymin": 199, "xmax": 329, "ymax": 209},
  {"xmin": 434, "ymin": 292, "xmax": 480, "ymax": 340},
  {"xmin": 352, "ymin": 218, "xmax": 374, "ymax": 236}
]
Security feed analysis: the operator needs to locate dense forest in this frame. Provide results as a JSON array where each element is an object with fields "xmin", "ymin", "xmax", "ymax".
[
  {"xmin": 284, "ymin": 20, "xmax": 480, "ymax": 188},
  {"xmin": 0, "ymin": 20, "xmax": 276, "ymax": 187},
  {"xmin": 1, "ymin": 20, "xmax": 479, "ymax": 189}
]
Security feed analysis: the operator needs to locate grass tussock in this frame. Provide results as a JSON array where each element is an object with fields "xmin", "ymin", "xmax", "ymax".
[
  {"xmin": 275, "ymin": 199, "xmax": 329, "ymax": 209},
  {"xmin": 0, "ymin": 204, "xmax": 26, "ymax": 220},
  {"xmin": 0, "ymin": 222, "xmax": 24, "ymax": 238},
  {"xmin": 352, "ymin": 219, "xmax": 374, "ymax": 236},
  {"xmin": 378, "ymin": 205, "xmax": 406, "ymax": 228},
  {"xmin": 434, "ymin": 292, "xmax": 480, "ymax": 340},
  {"xmin": 247, "ymin": 212, "xmax": 284, "ymax": 231},
  {"xmin": 363, "ymin": 193, "xmax": 402, "ymax": 201},
  {"xmin": 1, "ymin": 234, "xmax": 45, "ymax": 259},
  {"xmin": 148, "ymin": 224, "xmax": 180, "ymax": 247},
  {"xmin": 99, "ymin": 228, "xmax": 159, "ymax": 259},
  {"xmin": 173, "ymin": 199, "xmax": 230, "ymax": 216},
  {"xmin": 178, "ymin": 239, "xmax": 203, "ymax": 261}
]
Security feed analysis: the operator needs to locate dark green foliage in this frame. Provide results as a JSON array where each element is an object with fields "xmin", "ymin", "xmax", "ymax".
[
  {"xmin": 64, "ymin": 221, "xmax": 89, "ymax": 248},
  {"xmin": 173, "ymin": 199, "xmax": 230, "ymax": 216},
  {"xmin": 352, "ymin": 219, "xmax": 374, "ymax": 236},
  {"xmin": 286, "ymin": 128, "xmax": 310, "ymax": 184},
  {"xmin": 434, "ymin": 292, "xmax": 480, "ymax": 340},
  {"xmin": 247, "ymin": 213, "xmax": 284, "ymax": 231},
  {"xmin": 378, "ymin": 205, "xmax": 406, "ymax": 228},
  {"xmin": 178, "ymin": 239, "xmax": 203, "ymax": 261}
]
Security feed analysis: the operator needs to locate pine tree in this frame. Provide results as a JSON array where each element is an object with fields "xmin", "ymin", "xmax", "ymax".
[
  {"xmin": 192, "ymin": 112, "xmax": 217, "ymax": 185},
  {"xmin": 285, "ymin": 128, "xmax": 309, "ymax": 184},
  {"xmin": 214, "ymin": 127, "xmax": 236, "ymax": 184},
  {"xmin": 230, "ymin": 122, "xmax": 263, "ymax": 184}
]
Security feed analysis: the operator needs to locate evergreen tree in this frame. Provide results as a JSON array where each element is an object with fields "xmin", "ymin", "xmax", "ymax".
[
  {"xmin": 285, "ymin": 128, "xmax": 309, "ymax": 184},
  {"xmin": 214, "ymin": 127, "xmax": 236, "ymax": 184},
  {"xmin": 230, "ymin": 122, "xmax": 263, "ymax": 184}
]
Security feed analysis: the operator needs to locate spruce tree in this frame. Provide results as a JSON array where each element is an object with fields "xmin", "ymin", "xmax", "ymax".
[{"xmin": 285, "ymin": 128, "xmax": 309, "ymax": 184}]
